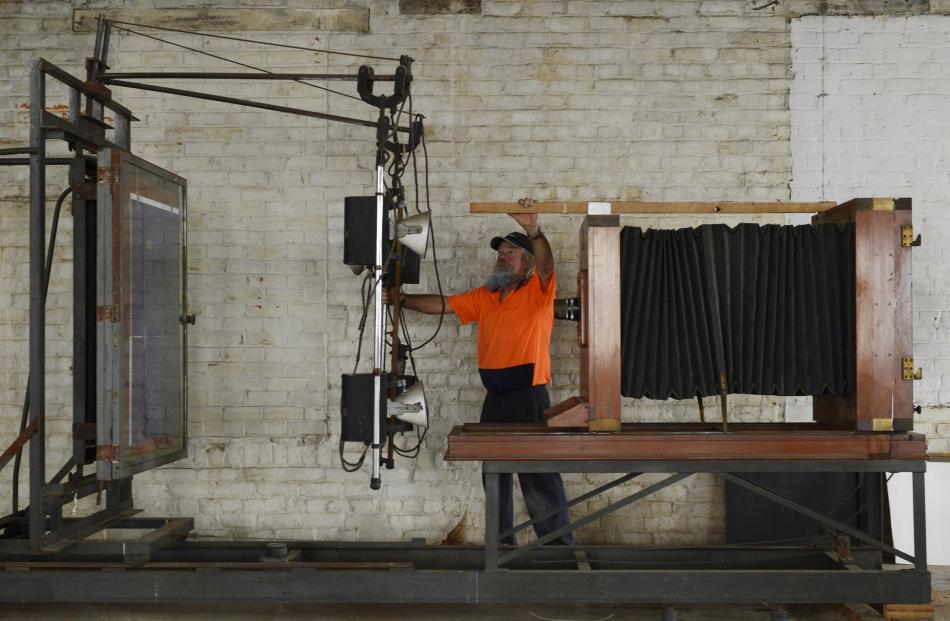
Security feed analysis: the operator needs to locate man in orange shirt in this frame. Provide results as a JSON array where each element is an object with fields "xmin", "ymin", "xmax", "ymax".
[{"xmin": 394, "ymin": 209, "xmax": 573, "ymax": 546}]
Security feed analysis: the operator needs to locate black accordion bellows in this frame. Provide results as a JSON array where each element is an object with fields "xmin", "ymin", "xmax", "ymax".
[{"xmin": 619, "ymin": 223, "xmax": 855, "ymax": 399}]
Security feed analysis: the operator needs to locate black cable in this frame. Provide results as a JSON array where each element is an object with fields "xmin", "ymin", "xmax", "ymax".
[
  {"xmin": 108, "ymin": 19, "xmax": 402, "ymax": 62},
  {"xmin": 111, "ymin": 24, "xmax": 365, "ymax": 104},
  {"xmin": 353, "ymin": 271, "xmax": 373, "ymax": 374},
  {"xmin": 391, "ymin": 308, "xmax": 426, "ymax": 457},
  {"xmin": 407, "ymin": 124, "xmax": 445, "ymax": 351},
  {"xmin": 339, "ymin": 438, "xmax": 368, "ymax": 472},
  {"xmin": 12, "ymin": 186, "xmax": 72, "ymax": 513}
]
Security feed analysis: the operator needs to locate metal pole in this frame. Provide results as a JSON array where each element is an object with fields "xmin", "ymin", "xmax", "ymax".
[
  {"xmin": 485, "ymin": 471, "xmax": 500, "ymax": 571},
  {"xmin": 28, "ymin": 60, "xmax": 46, "ymax": 550},
  {"xmin": 70, "ymin": 114, "xmax": 87, "ymax": 472},
  {"xmin": 115, "ymin": 112, "xmax": 130, "ymax": 150},
  {"xmin": 370, "ymin": 161, "xmax": 385, "ymax": 490},
  {"xmin": 912, "ymin": 470, "xmax": 927, "ymax": 570}
]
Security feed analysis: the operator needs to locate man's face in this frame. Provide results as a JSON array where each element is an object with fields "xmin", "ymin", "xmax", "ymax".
[{"xmin": 495, "ymin": 241, "xmax": 527, "ymax": 279}]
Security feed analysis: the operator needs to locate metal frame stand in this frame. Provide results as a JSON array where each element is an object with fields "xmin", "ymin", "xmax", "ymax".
[{"xmin": 482, "ymin": 458, "xmax": 928, "ymax": 604}]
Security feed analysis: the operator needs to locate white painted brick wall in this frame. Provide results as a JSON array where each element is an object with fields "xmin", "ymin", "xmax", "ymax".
[
  {"xmin": 2, "ymin": 1, "xmax": 946, "ymax": 547},
  {"xmin": 791, "ymin": 15, "xmax": 950, "ymax": 452}
]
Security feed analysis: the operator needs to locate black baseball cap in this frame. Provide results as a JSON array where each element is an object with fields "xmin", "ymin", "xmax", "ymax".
[{"xmin": 490, "ymin": 231, "xmax": 534, "ymax": 256}]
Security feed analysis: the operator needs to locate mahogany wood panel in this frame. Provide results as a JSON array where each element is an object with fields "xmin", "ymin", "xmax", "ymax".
[
  {"xmin": 580, "ymin": 216, "xmax": 621, "ymax": 431},
  {"xmin": 445, "ymin": 425, "xmax": 927, "ymax": 461},
  {"xmin": 813, "ymin": 199, "xmax": 914, "ymax": 432},
  {"xmin": 471, "ymin": 202, "xmax": 837, "ymax": 214}
]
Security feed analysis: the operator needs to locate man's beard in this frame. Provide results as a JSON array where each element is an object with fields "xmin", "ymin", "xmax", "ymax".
[{"xmin": 485, "ymin": 261, "xmax": 517, "ymax": 292}]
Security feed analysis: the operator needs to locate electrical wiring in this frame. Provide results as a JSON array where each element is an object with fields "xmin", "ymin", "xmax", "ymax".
[
  {"xmin": 405, "ymin": 121, "xmax": 446, "ymax": 351},
  {"xmin": 108, "ymin": 19, "xmax": 402, "ymax": 61},
  {"xmin": 12, "ymin": 186, "xmax": 73, "ymax": 513},
  {"xmin": 111, "ymin": 24, "xmax": 365, "ymax": 104}
]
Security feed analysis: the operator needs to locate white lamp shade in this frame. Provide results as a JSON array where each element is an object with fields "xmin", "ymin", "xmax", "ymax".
[
  {"xmin": 390, "ymin": 382, "xmax": 428, "ymax": 428},
  {"xmin": 395, "ymin": 212, "xmax": 430, "ymax": 257}
]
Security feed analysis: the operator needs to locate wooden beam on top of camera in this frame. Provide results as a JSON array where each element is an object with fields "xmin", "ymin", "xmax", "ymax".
[
  {"xmin": 72, "ymin": 8, "xmax": 370, "ymax": 33},
  {"xmin": 470, "ymin": 201, "xmax": 838, "ymax": 214}
]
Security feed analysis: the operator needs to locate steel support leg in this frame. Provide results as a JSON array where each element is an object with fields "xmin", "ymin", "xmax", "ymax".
[
  {"xmin": 912, "ymin": 470, "xmax": 927, "ymax": 571},
  {"xmin": 485, "ymin": 471, "xmax": 500, "ymax": 571},
  {"xmin": 28, "ymin": 60, "xmax": 46, "ymax": 551}
]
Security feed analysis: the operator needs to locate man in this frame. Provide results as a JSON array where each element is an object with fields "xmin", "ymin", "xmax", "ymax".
[{"xmin": 391, "ymin": 207, "xmax": 573, "ymax": 546}]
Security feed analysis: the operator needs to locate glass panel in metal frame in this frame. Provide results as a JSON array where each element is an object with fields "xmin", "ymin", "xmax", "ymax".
[{"xmin": 97, "ymin": 148, "xmax": 188, "ymax": 480}]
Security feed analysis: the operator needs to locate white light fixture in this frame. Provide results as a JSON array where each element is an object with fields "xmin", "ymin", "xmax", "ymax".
[
  {"xmin": 388, "ymin": 382, "xmax": 428, "ymax": 428},
  {"xmin": 394, "ymin": 211, "xmax": 430, "ymax": 256}
]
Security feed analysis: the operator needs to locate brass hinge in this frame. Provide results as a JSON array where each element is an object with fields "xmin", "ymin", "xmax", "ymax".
[
  {"xmin": 901, "ymin": 224, "xmax": 921, "ymax": 247},
  {"xmin": 871, "ymin": 198, "xmax": 895, "ymax": 211},
  {"xmin": 96, "ymin": 305, "xmax": 119, "ymax": 322},
  {"xmin": 902, "ymin": 357, "xmax": 922, "ymax": 381},
  {"xmin": 96, "ymin": 444, "xmax": 119, "ymax": 463},
  {"xmin": 872, "ymin": 418, "xmax": 893, "ymax": 432},
  {"xmin": 97, "ymin": 167, "xmax": 118, "ymax": 184}
]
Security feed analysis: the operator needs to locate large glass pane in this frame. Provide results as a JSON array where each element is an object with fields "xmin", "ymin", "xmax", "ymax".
[{"xmin": 97, "ymin": 149, "xmax": 187, "ymax": 479}]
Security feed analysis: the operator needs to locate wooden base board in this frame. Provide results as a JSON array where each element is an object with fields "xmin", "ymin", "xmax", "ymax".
[
  {"xmin": 883, "ymin": 603, "xmax": 935, "ymax": 620},
  {"xmin": 445, "ymin": 424, "xmax": 928, "ymax": 461}
]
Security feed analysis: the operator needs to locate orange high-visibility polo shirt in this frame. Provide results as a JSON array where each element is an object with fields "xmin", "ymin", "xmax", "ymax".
[{"xmin": 447, "ymin": 272, "xmax": 556, "ymax": 393}]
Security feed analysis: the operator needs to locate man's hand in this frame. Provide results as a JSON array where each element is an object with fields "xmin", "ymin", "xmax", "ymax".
[
  {"xmin": 512, "ymin": 197, "xmax": 539, "ymax": 235},
  {"xmin": 381, "ymin": 287, "xmax": 400, "ymax": 305}
]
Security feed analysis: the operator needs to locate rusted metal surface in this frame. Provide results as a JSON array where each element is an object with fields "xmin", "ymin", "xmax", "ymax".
[
  {"xmin": 445, "ymin": 425, "xmax": 927, "ymax": 461},
  {"xmin": 95, "ymin": 305, "xmax": 118, "ymax": 321},
  {"xmin": 96, "ymin": 444, "xmax": 119, "ymax": 462},
  {"xmin": 0, "ymin": 560, "xmax": 415, "ymax": 570},
  {"xmin": 0, "ymin": 419, "xmax": 38, "ymax": 473},
  {"xmin": 471, "ymin": 201, "xmax": 838, "ymax": 214}
]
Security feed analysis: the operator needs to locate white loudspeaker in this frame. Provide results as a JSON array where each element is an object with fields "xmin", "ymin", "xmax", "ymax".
[
  {"xmin": 389, "ymin": 382, "xmax": 428, "ymax": 428},
  {"xmin": 395, "ymin": 212, "xmax": 430, "ymax": 257}
]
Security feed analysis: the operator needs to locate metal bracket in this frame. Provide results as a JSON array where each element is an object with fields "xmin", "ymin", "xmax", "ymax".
[
  {"xmin": 902, "ymin": 357, "xmax": 923, "ymax": 381},
  {"xmin": 95, "ymin": 444, "xmax": 120, "ymax": 463},
  {"xmin": 901, "ymin": 224, "xmax": 922, "ymax": 247},
  {"xmin": 96, "ymin": 305, "xmax": 119, "ymax": 322},
  {"xmin": 97, "ymin": 166, "xmax": 118, "ymax": 184}
]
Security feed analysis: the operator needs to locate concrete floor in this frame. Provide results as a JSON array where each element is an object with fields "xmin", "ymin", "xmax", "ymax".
[{"xmin": 0, "ymin": 567, "xmax": 945, "ymax": 621}]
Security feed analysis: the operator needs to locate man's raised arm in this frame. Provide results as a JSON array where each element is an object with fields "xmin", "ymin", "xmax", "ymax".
[
  {"xmin": 385, "ymin": 290, "xmax": 454, "ymax": 315},
  {"xmin": 511, "ymin": 201, "xmax": 554, "ymax": 288}
]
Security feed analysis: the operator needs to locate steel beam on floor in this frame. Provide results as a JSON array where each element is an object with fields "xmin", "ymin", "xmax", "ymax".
[{"xmin": 0, "ymin": 566, "xmax": 929, "ymax": 605}]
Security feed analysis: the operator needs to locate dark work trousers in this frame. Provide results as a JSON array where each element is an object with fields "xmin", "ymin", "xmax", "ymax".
[{"xmin": 480, "ymin": 385, "xmax": 574, "ymax": 546}]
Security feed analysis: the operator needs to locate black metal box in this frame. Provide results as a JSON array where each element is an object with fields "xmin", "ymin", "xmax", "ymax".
[
  {"xmin": 341, "ymin": 373, "xmax": 387, "ymax": 444},
  {"xmin": 344, "ymin": 196, "xmax": 387, "ymax": 266}
]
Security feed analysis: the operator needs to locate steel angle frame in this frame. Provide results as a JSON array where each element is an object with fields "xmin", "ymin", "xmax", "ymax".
[
  {"xmin": 0, "ymin": 540, "xmax": 930, "ymax": 604},
  {"xmin": 19, "ymin": 58, "xmax": 137, "ymax": 552},
  {"xmin": 1, "ymin": 57, "xmax": 192, "ymax": 557},
  {"xmin": 480, "ymin": 458, "xmax": 929, "ymax": 604}
]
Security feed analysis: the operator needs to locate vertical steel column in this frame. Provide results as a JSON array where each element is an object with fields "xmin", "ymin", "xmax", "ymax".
[
  {"xmin": 69, "ymin": 86, "xmax": 88, "ymax": 471},
  {"xmin": 485, "ymin": 470, "xmax": 500, "ymax": 570},
  {"xmin": 28, "ymin": 60, "xmax": 46, "ymax": 550},
  {"xmin": 370, "ymin": 161, "xmax": 385, "ymax": 490},
  {"xmin": 115, "ymin": 113, "xmax": 130, "ymax": 150},
  {"xmin": 912, "ymin": 470, "xmax": 927, "ymax": 571}
]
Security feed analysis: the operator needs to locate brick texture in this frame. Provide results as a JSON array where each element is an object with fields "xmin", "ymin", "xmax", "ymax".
[{"xmin": 0, "ymin": 0, "xmax": 946, "ymax": 546}]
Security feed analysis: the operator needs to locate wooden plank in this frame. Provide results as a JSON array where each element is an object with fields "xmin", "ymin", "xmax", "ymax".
[
  {"xmin": 855, "ymin": 208, "xmax": 907, "ymax": 431},
  {"xmin": 883, "ymin": 603, "xmax": 935, "ymax": 620},
  {"xmin": 445, "ymin": 427, "xmax": 927, "ymax": 461},
  {"xmin": 471, "ymin": 201, "xmax": 837, "ymax": 215}
]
